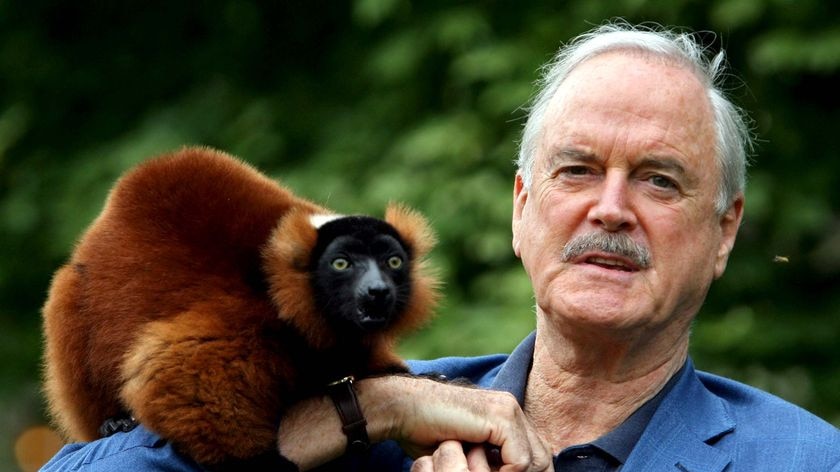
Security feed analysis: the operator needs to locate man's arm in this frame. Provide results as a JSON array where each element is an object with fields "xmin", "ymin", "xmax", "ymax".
[{"xmin": 277, "ymin": 375, "xmax": 552, "ymax": 471}]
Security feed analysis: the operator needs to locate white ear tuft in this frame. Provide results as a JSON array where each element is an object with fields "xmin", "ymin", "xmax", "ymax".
[{"xmin": 309, "ymin": 214, "xmax": 343, "ymax": 229}]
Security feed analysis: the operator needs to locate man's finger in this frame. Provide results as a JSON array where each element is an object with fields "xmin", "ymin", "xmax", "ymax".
[
  {"xmin": 411, "ymin": 455, "xmax": 433, "ymax": 472},
  {"xmin": 432, "ymin": 440, "xmax": 470, "ymax": 471},
  {"xmin": 466, "ymin": 444, "xmax": 493, "ymax": 472}
]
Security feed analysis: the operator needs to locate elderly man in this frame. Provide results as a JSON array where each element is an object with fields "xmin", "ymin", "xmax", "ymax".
[{"xmin": 43, "ymin": 22, "xmax": 839, "ymax": 472}]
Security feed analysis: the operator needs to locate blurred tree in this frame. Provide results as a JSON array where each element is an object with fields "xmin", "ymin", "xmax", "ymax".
[{"xmin": 1, "ymin": 0, "xmax": 838, "ymax": 470}]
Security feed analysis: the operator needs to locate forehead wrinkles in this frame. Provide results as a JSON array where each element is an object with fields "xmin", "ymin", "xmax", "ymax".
[{"xmin": 538, "ymin": 53, "xmax": 716, "ymax": 173}]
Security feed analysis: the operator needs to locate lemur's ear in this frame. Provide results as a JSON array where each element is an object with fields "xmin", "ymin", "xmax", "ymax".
[
  {"xmin": 262, "ymin": 207, "xmax": 338, "ymax": 349},
  {"xmin": 385, "ymin": 202, "xmax": 437, "ymax": 258}
]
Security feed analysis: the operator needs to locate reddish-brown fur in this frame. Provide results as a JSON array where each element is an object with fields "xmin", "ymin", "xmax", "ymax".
[{"xmin": 41, "ymin": 147, "xmax": 438, "ymax": 465}]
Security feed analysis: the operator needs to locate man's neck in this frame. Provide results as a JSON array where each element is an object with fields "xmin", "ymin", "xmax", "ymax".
[{"xmin": 524, "ymin": 317, "xmax": 688, "ymax": 453}]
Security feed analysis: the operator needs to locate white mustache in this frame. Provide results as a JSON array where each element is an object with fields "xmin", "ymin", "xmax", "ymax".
[{"xmin": 561, "ymin": 232, "xmax": 651, "ymax": 269}]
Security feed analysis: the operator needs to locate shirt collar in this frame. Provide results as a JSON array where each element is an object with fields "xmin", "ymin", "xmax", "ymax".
[
  {"xmin": 489, "ymin": 330, "xmax": 686, "ymax": 465},
  {"xmin": 591, "ymin": 361, "xmax": 685, "ymax": 463},
  {"xmin": 489, "ymin": 330, "xmax": 535, "ymax": 403}
]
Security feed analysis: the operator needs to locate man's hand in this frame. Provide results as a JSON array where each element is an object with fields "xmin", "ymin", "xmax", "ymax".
[
  {"xmin": 276, "ymin": 375, "xmax": 552, "ymax": 471},
  {"xmin": 411, "ymin": 440, "xmax": 554, "ymax": 472},
  {"xmin": 385, "ymin": 377, "xmax": 552, "ymax": 471}
]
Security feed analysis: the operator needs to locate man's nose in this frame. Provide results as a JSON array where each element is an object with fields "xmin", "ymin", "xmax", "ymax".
[{"xmin": 587, "ymin": 173, "xmax": 638, "ymax": 232}]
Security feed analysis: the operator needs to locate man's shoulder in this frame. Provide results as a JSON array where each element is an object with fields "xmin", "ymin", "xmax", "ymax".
[
  {"xmin": 627, "ymin": 362, "xmax": 839, "ymax": 471},
  {"xmin": 40, "ymin": 425, "xmax": 201, "ymax": 472},
  {"xmin": 695, "ymin": 368, "xmax": 840, "ymax": 469},
  {"xmin": 407, "ymin": 353, "xmax": 509, "ymax": 388},
  {"xmin": 697, "ymin": 369, "xmax": 839, "ymax": 439}
]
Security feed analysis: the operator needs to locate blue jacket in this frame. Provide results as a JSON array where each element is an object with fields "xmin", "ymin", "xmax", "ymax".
[
  {"xmin": 41, "ymin": 333, "xmax": 840, "ymax": 471},
  {"xmin": 359, "ymin": 332, "xmax": 840, "ymax": 471}
]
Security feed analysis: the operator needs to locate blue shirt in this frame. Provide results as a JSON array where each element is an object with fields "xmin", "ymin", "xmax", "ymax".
[{"xmin": 41, "ymin": 332, "xmax": 840, "ymax": 471}]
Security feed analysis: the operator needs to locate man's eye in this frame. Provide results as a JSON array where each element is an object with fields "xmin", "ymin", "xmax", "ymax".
[
  {"xmin": 649, "ymin": 175, "xmax": 677, "ymax": 189},
  {"xmin": 562, "ymin": 166, "xmax": 592, "ymax": 176}
]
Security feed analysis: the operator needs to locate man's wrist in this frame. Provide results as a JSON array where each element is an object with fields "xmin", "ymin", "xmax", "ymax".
[
  {"xmin": 354, "ymin": 376, "xmax": 409, "ymax": 444},
  {"xmin": 326, "ymin": 376, "xmax": 370, "ymax": 454}
]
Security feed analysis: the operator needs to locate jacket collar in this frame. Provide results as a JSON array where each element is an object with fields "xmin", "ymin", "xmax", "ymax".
[{"xmin": 623, "ymin": 358, "xmax": 735, "ymax": 472}]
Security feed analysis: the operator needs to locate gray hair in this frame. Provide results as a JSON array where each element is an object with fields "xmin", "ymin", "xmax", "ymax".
[{"xmin": 516, "ymin": 22, "xmax": 753, "ymax": 215}]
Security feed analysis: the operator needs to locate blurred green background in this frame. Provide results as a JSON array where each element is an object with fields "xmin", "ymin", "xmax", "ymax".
[{"xmin": 2, "ymin": 0, "xmax": 839, "ymax": 470}]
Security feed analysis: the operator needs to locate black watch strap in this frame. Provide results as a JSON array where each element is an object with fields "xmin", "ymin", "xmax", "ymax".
[{"xmin": 326, "ymin": 376, "xmax": 370, "ymax": 454}]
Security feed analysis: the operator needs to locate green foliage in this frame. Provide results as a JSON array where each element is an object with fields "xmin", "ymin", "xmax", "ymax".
[{"xmin": 1, "ymin": 0, "xmax": 839, "ymax": 469}]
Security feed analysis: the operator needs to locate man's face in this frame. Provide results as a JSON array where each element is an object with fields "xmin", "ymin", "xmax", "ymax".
[{"xmin": 512, "ymin": 52, "xmax": 743, "ymax": 339}]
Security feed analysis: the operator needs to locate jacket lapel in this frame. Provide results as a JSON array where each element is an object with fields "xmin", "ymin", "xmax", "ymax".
[{"xmin": 622, "ymin": 360, "xmax": 735, "ymax": 472}]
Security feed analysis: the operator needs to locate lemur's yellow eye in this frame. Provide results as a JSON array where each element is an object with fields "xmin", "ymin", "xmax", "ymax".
[
  {"xmin": 387, "ymin": 256, "xmax": 403, "ymax": 269},
  {"xmin": 331, "ymin": 258, "xmax": 350, "ymax": 270}
]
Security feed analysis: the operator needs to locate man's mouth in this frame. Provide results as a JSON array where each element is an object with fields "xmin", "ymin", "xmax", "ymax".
[
  {"xmin": 560, "ymin": 232, "xmax": 651, "ymax": 270},
  {"xmin": 583, "ymin": 255, "xmax": 640, "ymax": 272}
]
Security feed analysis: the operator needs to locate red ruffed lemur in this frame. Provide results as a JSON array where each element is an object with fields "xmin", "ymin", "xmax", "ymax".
[{"xmin": 41, "ymin": 147, "xmax": 439, "ymax": 469}]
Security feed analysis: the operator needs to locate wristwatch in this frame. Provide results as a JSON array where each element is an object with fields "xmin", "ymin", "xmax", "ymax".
[{"xmin": 326, "ymin": 376, "xmax": 370, "ymax": 454}]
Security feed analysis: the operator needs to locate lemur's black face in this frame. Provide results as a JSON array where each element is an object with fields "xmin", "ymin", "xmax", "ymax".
[{"xmin": 311, "ymin": 217, "xmax": 412, "ymax": 332}]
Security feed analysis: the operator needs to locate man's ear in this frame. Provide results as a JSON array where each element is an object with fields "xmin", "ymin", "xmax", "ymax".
[
  {"xmin": 512, "ymin": 173, "xmax": 528, "ymax": 258},
  {"xmin": 714, "ymin": 193, "xmax": 744, "ymax": 279}
]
